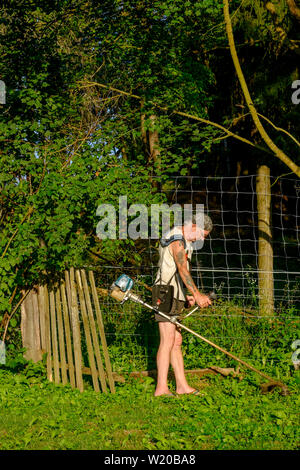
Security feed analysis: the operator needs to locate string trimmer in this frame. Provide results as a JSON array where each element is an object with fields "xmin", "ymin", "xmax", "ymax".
[{"xmin": 110, "ymin": 274, "xmax": 289, "ymax": 396}]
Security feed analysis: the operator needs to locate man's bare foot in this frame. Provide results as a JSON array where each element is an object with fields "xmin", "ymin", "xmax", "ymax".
[
  {"xmin": 175, "ymin": 386, "xmax": 198, "ymax": 395},
  {"xmin": 176, "ymin": 388, "xmax": 203, "ymax": 396},
  {"xmin": 154, "ymin": 389, "xmax": 175, "ymax": 397}
]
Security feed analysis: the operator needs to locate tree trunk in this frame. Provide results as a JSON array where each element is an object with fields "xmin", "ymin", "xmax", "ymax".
[
  {"xmin": 149, "ymin": 114, "xmax": 161, "ymax": 162},
  {"xmin": 140, "ymin": 100, "xmax": 148, "ymax": 154},
  {"xmin": 148, "ymin": 114, "xmax": 161, "ymax": 188},
  {"xmin": 256, "ymin": 165, "xmax": 274, "ymax": 316}
]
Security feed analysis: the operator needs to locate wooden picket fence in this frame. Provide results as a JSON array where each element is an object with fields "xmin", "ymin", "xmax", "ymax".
[{"xmin": 21, "ymin": 268, "xmax": 115, "ymax": 393}]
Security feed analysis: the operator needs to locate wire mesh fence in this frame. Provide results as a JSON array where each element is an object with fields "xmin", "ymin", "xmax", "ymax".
[{"xmin": 154, "ymin": 175, "xmax": 299, "ymax": 310}]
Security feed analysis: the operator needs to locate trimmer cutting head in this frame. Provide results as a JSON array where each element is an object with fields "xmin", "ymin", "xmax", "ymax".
[{"xmin": 260, "ymin": 381, "xmax": 290, "ymax": 396}]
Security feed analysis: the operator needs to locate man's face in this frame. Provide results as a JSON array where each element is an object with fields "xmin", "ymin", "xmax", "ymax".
[
  {"xmin": 193, "ymin": 225, "xmax": 210, "ymax": 242},
  {"xmin": 184, "ymin": 224, "xmax": 210, "ymax": 242}
]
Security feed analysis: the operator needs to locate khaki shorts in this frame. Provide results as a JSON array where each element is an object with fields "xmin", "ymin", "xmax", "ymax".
[{"xmin": 154, "ymin": 299, "xmax": 185, "ymax": 323}]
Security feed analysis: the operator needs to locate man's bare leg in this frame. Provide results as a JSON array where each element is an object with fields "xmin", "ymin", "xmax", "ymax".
[
  {"xmin": 170, "ymin": 328, "xmax": 196, "ymax": 394},
  {"xmin": 154, "ymin": 322, "xmax": 176, "ymax": 396}
]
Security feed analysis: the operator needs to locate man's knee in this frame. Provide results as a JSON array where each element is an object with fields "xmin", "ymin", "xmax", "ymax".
[
  {"xmin": 159, "ymin": 323, "xmax": 176, "ymax": 348},
  {"xmin": 172, "ymin": 330, "xmax": 183, "ymax": 349}
]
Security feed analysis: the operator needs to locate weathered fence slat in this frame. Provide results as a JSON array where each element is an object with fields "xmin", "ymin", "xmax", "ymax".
[
  {"xmin": 49, "ymin": 290, "xmax": 60, "ymax": 384},
  {"xmin": 60, "ymin": 282, "xmax": 76, "ymax": 389},
  {"xmin": 37, "ymin": 286, "xmax": 46, "ymax": 354},
  {"xmin": 69, "ymin": 268, "xmax": 84, "ymax": 392},
  {"xmin": 76, "ymin": 270, "xmax": 100, "ymax": 393},
  {"xmin": 21, "ymin": 291, "xmax": 42, "ymax": 363},
  {"xmin": 81, "ymin": 269, "xmax": 108, "ymax": 393},
  {"xmin": 64, "ymin": 270, "xmax": 72, "ymax": 328},
  {"xmin": 55, "ymin": 288, "xmax": 68, "ymax": 385},
  {"xmin": 43, "ymin": 285, "xmax": 53, "ymax": 382},
  {"xmin": 89, "ymin": 270, "xmax": 115, "ymax": 394},
  {"xmin": 31, "ymin": 290, "xmax": 42, "ymax": 362}
]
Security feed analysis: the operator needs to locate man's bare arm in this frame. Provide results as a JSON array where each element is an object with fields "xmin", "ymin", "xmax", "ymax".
[
  {"xmin": 171, "ymin": 240, "xmax": 198, "ymax": 294},
  {"xmin": 170, "ymin": 240, "xmax": 211, "ymax": 308}
]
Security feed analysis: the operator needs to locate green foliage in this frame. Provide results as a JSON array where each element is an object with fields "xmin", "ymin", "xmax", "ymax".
[
  {"xmin": 1, "ymin": 0, "xmax": 299, "ymax": 319},
  {"xmin": 0, "ymin": 0, "xmax": 221, "ymax": 318}
]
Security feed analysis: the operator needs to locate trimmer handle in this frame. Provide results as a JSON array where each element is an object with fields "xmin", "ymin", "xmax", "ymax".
[{"xmin": 208, "ymin": 291, "xmax": 217, "ymax": 301}]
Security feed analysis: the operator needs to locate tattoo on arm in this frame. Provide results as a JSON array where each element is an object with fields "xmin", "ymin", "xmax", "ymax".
[
  {"xmin": 182, "ymin": 271, "xmax": 197, "ymax": 293},
  {"xmin": 175, "ymin": 249, "xmax": 185, "ymax": 266},
  {"xmin": 173, "ymin": 242, "xmax": 187, "ymax": 269},
  {"xmin": 172, "ymin": 242, "xmax": 197, "ymax": 293}
]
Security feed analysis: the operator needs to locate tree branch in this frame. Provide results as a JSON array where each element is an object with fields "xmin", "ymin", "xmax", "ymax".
[
  {"xmin": 2, "ymin": 289, "xmax": 30, "ymax": 342},
  {"xmin": 79, "ymin": 81, "xmax": 274, "ymax": 156},
  {"xmin": 287, "ymin": 0, "xmax": 300, "ymax": 23},
  {"xmin": 223, "ymin": 0, "xmax": 300, "ymax": 178},
  {"xmin": 264, "ymin": 1, "xmax": 300, "ymax": 53},
  {"xmin": 1, "ymin": 206, "xmax": 34, "ymax": 260}
]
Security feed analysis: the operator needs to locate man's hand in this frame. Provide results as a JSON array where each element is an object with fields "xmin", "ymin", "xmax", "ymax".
[
  {"xmin": 186, "ymin": 293, "xmax": 212, "ymax": 308},
  {"xmin": 193, "ymin": 292, "xmax": 212, "ymax": 308},
  {"xmin": 186, "ymin": 292, "xmax": 211, "ymax": 308},
  {"xmin": 186, "ymin": 295, "xmax": 196, "ymax": 307}
]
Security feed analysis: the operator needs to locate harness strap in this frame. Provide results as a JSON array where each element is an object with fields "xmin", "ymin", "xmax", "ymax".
[{"xmin": 160, "ymin": 234, "xmax": 186, "ymax": 249}]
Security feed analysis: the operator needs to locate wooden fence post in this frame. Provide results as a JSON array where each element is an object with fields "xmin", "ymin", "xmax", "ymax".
[{"xmin": 256, "ymin": 165, "xmax": 274, "ymax": 316}]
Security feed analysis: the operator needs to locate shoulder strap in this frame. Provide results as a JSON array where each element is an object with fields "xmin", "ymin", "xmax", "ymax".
[{"xmin": 160, "ymin": 234, "xmax": 186, "ymax": 249}]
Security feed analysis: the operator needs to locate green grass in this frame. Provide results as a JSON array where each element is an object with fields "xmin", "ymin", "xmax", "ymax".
[
  {"xmin": 0, "ymin": 365, "xmax": 299, "ymax": 450},
  {"xmin": 1, "ymin": 298, "xmax": 299, "ymax": 450}
]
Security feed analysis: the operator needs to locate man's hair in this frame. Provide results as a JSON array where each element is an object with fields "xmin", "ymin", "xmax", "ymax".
[{"xmin": 184, "ymin": 213, "xmax": 213, "ymax": 232}]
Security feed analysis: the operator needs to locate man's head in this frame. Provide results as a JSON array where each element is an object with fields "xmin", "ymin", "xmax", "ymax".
[{"xmin": 182, "ymin": 213, "xmax": 213, "ymax": 243}]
